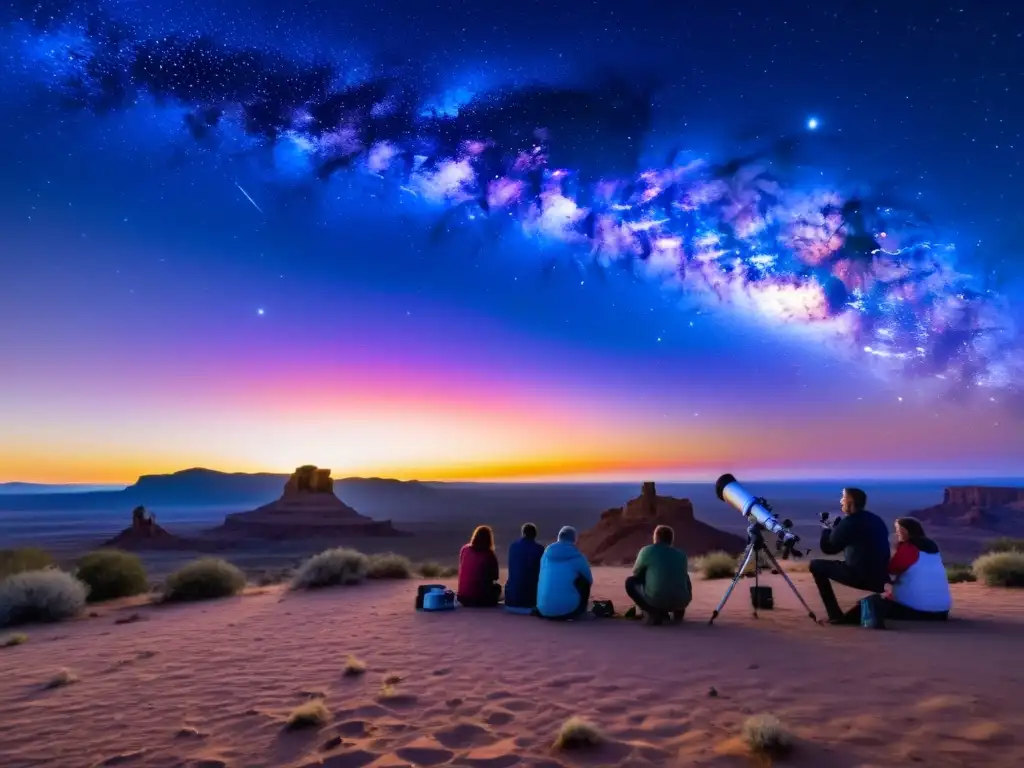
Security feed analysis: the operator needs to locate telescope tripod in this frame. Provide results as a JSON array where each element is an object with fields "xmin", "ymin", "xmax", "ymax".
[{"xmin": 708, "ymin": 523, "xmax": 818, "ymax": 625}]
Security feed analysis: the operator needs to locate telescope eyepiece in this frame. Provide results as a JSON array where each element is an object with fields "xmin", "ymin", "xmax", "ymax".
[{"xmin": 714, "ymin": 473, "xmax": 737, "ymax": 501}]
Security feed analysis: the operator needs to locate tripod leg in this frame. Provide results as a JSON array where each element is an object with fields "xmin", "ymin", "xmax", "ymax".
[
  {"xmin": 763, "ymin": 550, "xmax": 819, "ymax": 623},
  {"xmin": 751, "ymin": 551, "xmax": 760, "ymax": 619},
  {"xmin": 708, "ymin": 543, "xmax": 755, "ymax": 625}
]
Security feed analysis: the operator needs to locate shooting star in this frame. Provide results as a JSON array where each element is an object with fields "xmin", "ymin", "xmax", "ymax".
[{"xmin": 234, "ymin": 181, "xmax": 264, "ymax": 214}]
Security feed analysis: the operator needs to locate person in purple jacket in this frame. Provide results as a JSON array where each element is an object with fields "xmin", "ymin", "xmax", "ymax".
[{"xmin": 504, "ymin": 523, "xmax": 544, "ymax": 612}]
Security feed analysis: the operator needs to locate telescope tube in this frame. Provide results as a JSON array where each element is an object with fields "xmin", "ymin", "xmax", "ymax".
[{"xmin": 715, "ymin": 473, "xmax": 794, "ymax": 543}]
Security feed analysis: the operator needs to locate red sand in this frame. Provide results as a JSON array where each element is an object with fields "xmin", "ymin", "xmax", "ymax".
[{"xmin": 0, "ymin": 569, "xmax": 1021, "ymax": 768}]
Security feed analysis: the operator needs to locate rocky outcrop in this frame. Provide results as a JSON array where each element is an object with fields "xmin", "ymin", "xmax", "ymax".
[
  {"xmin": 103, "ymin": 506, "xmax": 201, "ymax": 550},
  {"xmin": 910, "ymin": 486, "xmax": 1024, "ymax": 533},
  {"xmin": 212, "ymin": 466, "xmax": 406, "ymax": 540},
  {"xmin": 577, "ymin": 482, "xmax": 746, "ymax": 565}
]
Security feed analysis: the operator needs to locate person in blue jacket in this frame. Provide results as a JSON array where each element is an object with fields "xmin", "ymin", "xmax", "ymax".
[
  {"xmin": 535, "ymin": 525, "xmax": 593, "ymax": 620},
  {"xmin": 504, "ymin": 523, "xmax": 545, "ymax": 612}
]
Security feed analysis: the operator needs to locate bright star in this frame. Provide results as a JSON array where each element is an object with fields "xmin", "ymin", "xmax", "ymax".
[
  {"xmin": 257, "ymin": 308, "xmax": 265, "ymax": 316},
  {"xmin": 807, "ymin": 117, "xmax": 819, "ymax": 130}
]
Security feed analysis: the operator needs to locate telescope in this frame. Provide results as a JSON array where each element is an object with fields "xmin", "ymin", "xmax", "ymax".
[
  {"xmin": 709, "ymin": 473, "xmax": 819, "ymax": 625},
  {"xmin": 715, "ymin": 473, "xmax": 805, "ymax": 559}
]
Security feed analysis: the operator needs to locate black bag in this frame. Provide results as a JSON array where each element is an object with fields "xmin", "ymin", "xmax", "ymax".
[
  {"xmin": 750, "ymin": 585, "xmax": 774, "ymax": 610},
  {"xmin": 591, "ymin": 599, "xmax": 615, "ymax": 618}
]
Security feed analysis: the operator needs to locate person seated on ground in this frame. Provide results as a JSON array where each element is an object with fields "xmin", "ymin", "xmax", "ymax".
[
  {"xmin": 504, "ymin": 523, "xmax": 544, "ymax": 612},
  {"xmin": 457, "ymin": 525, "xmax": 502, "ymax": 607},
  {"xmin": 535, "ymin": 526, "xmax": 593, "ymax": 620},
  {"xmin": 625, "ymin": 524, "xmax": 692, "ymax": 625},
  {"xmin": 809, "ymin": 487, "xmax": 891, "ymax": 624},
  {"xmin": 883, "ymin": 517, "xmax": 951, "ymax": 621}
]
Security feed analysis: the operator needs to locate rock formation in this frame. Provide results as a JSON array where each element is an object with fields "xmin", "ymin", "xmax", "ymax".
[
  {"xmin": 213, "ymin": 465, "xmax": 405, "ymax": 539},
  {"xmin": 577, "ymin": 482, "xmax": 746, "ymax": 565},
  {"xmin": 103, "ymin": 506, "xmax": 199, "ymax": 550},
  {"xmin": 909, "ymin": 486, "xmax": 1024, "ymax": 533}
]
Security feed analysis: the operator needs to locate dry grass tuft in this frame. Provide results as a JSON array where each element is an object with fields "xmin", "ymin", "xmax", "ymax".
[
  {"xmin": 75, "ymin": 549, "xmax": 149, "ymax": 603},
  {"xmin": 741, "ymin": 714, "xmax": 794, "ymax": 759},
  {"xmin": 973, "ymin": 551, "xmax": 1024, "ymax": 587},
  {"xmin": 378, "ymin": 683, "xmax": 399, "ymax": 700},
  {"xmin": 1, "ymin": 632, "xmax": 28, "ymax": 647},
  {"xmin": 161, "ymin": 558, "xmax": 246, "ymax": 602},
  {"xmin": 285, "ymin": 698, "xmax": 330, "ymax": 730},
  {"xmin": 366, "ymin": 552, "xmax": 414, "ymax": 580},
  {"xmin": 383, "ymin": 673, "xmax": 403, "ymax": 685},
  {"xmin": 418, "ymin": 561, "xmax": 459, "ymax": 578},
  {"xmin": 0, "ymin": 547, "xmax": 55, "ymax": 580},
  {"xmin": 44, "ymin": 667, "xmax": 79, "ymax": 689},
  {"xmin": 982, "ymin": 538, "xmax": 1024, "ymax": 555},
  {"xmin": 695, "ymin": 551, "xmax": 739, "ymax": 580},
  {"xmin": 553, "ymin": 716, "xmax": 604, "ymax": 751},
  {"xmin": 342, "ymin": 655, "xmax": 366, "ymax": 676},
  {"xmin": 946, "ymin": 563, "xmax": 977, "ymax": 584},
  {"xmin": 291, "ymin": 548, "xmax": 368, "ymax": 590}
]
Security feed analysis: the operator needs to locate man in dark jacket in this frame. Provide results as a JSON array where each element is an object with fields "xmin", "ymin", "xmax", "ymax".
[
  {"xmin": 504, "ymin": 523, "xmax": 544, "ymax": 611},
  {"xmin": 809, "ymin": 487, "xmax": 891, "ymax": 623}
]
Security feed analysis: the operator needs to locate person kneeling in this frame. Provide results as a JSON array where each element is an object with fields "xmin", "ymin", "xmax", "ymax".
[
  {"xmin": 457, "ymin": 525, "xmax": 502, "ymax": 607},
  {"xmin": 625, "ymin": 525, "xmax": 692, "ymax": 625},
  {"xmin": 535, "ymin": 526, "xmax": 593, "ymax": 620},
  {"xmin": 809, "ymin": 487, "xmax": 891, "ymax": 624},
  {"xmin": 883, "ymin": 517, "xmax": 951, "ymax": 621}
]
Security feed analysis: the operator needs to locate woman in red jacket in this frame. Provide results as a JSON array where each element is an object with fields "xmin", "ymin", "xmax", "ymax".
[{"xmin": 457, "ymin": 525, "xmax": 502, "ymax": 607}]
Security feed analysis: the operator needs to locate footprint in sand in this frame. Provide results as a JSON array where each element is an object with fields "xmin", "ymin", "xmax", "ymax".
[
  {"xmin": 433, "ymin": 722, "xmax": 496, "ymax": 749},
  {"xmin": 394, "ymin": 744, "xmax": 455, "ymax": 766}
]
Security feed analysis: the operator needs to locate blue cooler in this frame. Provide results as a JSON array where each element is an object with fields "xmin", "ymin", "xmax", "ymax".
[
  {"xmin": 860, "ymin": 594, "xmax": 887, "ymax": 629},
  {"xmin": 423, "ymin": 588, "xmax": 456, "ymax": 612}
]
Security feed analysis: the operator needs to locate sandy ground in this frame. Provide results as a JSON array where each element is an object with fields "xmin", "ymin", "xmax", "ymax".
[{"xmin": 0, "ymin": 568, "xmax": 1021, "ymax": 768}]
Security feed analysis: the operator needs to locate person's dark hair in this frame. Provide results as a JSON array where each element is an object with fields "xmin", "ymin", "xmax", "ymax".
[
  {"xmin": 521, "ymin": 523, "xmax": 537, "ymax": 540},
  {"xmin": 895, "ymin": 517, "xmax": 926, "ymax": 541},
  {"xmin": 844, "ymin": 487, "xmax": 868, "ymax": 511},
  {"xmin": 469, "ymin": 525, "xmax": 494, "ymax": 552},
  {"xmin": 654, "ymin": 525, "xmax": 674, "ymax": 545}
]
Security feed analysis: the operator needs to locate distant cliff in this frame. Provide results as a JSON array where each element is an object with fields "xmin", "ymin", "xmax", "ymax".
[{"xmin": 911, "ymin": 485, "xmax": 1024, "ymax": 533}]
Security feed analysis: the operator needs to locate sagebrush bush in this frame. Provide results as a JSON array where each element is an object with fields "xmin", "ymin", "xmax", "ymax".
[
  {"xmin": 0, "ymin": 547, "xmax": 55, "ymax": 580},
  {"xmin": 946, "ymin": 563, "xmax": 977, "ymax": 584},
  {"xmin": 0, "ymin": 569, "xmax": 89, "ymax": 627},
  {"xmin": 367, "ymin": 552, "xmax": 413, "ymax": 580},
  {"xmin": 285, "ymin": 698, "xmax": 330, "ymax": 729},
  {"xmin": 553, "ymin": 717, "xmax": 604, "ymax": 750},
  {"xmin": 972, "ymin": 551, "xmax": 1024, "ymax": 588},
  {"xmin": 162, "ymin": 558, "xmax": 246, "ymax": 602},
  {"xmin": 982, "ymin": 538, "xmax": 1024, "ymax": 555},
  {"xmin": 696, "ymin": 551, "xmax": 739, "ymax": 580},
  {"xmin": 291, "ymin": 548, "xmax": 368, "ymax": 590},
  {"xmin": 76, "ymin": 549, "xmax": 149, "ymax": 603},
  {"xmin": 419, "ymin": 561, "xmax": 458, "ymax": 578},
  {"xmin": 741, "ymin": 714, "xmax": 794, "ymax": 758}
]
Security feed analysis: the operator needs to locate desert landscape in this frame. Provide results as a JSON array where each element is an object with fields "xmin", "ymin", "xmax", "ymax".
[{"xmin": 2, "ymin": 468, "xmax": 1023, "ymax": 767}]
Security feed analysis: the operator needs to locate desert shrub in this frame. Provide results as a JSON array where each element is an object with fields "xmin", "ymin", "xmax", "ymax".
[
  {"xmin": 972, "ymin": 551, "xmax": 1024, "ymax": 588},
  {"xmin": 981, "ymin": 538, "xmax": 1024, "ymax": 555},
  {"xmin": 285, "ymin": 698, "xmax": 330, "ymax": 729},
  {"xmin": 946, "ymin": 563, "xmax": 977, "ymax": 584},
  {"xmin": 367, "ymin": 552, "xmax": 413, "ymax": 580},
  {"xmin": 44, "ymin": 668, "xmax": 78, "ymax": 689},
  {"xmin": 342, "ymin": 655, "xmax": 366, "ymax": 676},
  {"xmin": 696, "ymin": 551, "xmax": 739, "ymax": 580},
  {"xmin": 0, "ymin": 547, "xmax": 55, "ymax": 579},
  {"xmin": 741, "ymin": 714, "xmax": 794, "ymax": 758},
  {"xmin": 553, "ymin": 716, "xmax": 604, "ymax": 750},
  {"xmin": 291, "ymin": 548, "xmax": 368, "ymax": 590},
  {"xmin": 1, "ymin": 632, "xmax": 28, "ymax": 647},
  {"xmin": 76, "ymin": 549, "xmax": 149, "ymax": 603},
  {"xmin": 418, "ymin": 561, "xmax": 458, "ymax": 578},
  {"xmin": 0, "ymin": 569, "xmax": 89, "ymax": 627},
  {"xmin": 162, "ymin": 558, "xmax": 246, "ymax": 602}
]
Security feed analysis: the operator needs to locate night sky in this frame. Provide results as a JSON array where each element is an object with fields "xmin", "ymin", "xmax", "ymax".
[{"xmin": 1, "ymin": 1, "xmax": 1021, "ymax": 484}]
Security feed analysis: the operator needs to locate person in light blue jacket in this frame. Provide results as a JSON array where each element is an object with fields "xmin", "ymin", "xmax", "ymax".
[{"xmin": 535, "ymin": 526, "xmax": 593, "ymax": 620}]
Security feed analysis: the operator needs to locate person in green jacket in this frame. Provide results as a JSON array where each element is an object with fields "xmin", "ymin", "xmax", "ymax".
[{"xmin": 625, "ymin": 525, "xmax": 692, "ymax": 625}]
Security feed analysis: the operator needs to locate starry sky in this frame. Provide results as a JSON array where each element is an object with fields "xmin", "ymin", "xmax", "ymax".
[{"xmin": 0, "ymin": 1, "xmax": 1022, "ymax": 484}]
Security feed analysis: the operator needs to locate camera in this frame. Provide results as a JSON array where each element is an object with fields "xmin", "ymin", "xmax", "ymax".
[{"xmin": 820, "ymin": 511, "xmax": 841, "ymax": 528}]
